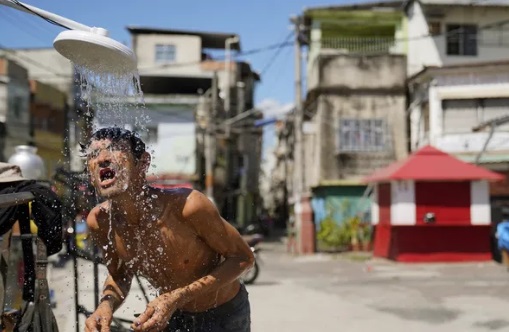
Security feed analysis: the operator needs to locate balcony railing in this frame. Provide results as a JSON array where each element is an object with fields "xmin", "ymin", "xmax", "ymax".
[
  {"xmin": 479, "ymin": 28, "xmax": 509, "ymax": 47},
  {"xmin": 320, "ymin": 37, "xmax": 399, "ymax": 54}
]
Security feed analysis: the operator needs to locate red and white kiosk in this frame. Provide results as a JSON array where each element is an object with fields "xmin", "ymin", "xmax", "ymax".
[{"xmin": 365, "ymin": 145, "xmax": 505, "ymax": 263}]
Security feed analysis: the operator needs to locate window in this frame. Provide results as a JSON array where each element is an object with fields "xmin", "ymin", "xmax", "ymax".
[
  {"xmin": 428, "ymin": 22, "xmax": 441, "ymax": 36},
  {"xmin": 446, "ymin": 24, "xmax": 477, "ymax": 56},
  {"xmin": 155, "ymin": 44, "xmax": 176, "ymax": 63},
  {"xmin": 11, "ymin": 96, "xmax": 23, "ymax": 119},
  {"xmin": 338, "ymin": 119, "xmax": 387, "ymax": 152}
]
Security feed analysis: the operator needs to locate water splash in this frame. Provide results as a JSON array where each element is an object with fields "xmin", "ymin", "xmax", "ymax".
[{"xmin": 75, "ymin": 64, "xmax": 151, "ymax": 138}]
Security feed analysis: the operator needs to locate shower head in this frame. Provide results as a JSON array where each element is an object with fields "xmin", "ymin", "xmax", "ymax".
[
  {"xmin": 53, "ymin": 29, "xmax": 137, "ymax": 75},
  {"xmin": 0, "ymin": 0, "xmax": 137, "ymax": 75}
]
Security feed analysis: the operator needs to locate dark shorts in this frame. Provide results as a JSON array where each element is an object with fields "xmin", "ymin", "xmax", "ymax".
[{"xmin": 166, "ymin": 283, "xmax": 251, "ymax": 332}]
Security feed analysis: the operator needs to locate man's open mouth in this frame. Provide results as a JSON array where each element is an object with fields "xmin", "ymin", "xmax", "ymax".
[{"xmin": 99, "ymin": 168, "xmax": 116, "ymax": 186}]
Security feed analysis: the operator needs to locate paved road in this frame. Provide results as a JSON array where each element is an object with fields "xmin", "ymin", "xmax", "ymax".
[{"xmin": 49, "ymin": 240, "xmax": 509, "ymax": 331}]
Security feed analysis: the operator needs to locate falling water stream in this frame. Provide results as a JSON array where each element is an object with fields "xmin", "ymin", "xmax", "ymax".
[
  {"xmin": 73, "ymin": 64, "xmax": 162, "ymax": 308},
  {"xmin": 75, "ymin": 65, "xmax": 149, "ymax": 132}
]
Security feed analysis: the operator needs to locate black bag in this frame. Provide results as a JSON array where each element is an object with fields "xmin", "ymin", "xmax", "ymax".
[{"xmin": 0, "ymin": 181, "xmax": 62, "ymax": 256}]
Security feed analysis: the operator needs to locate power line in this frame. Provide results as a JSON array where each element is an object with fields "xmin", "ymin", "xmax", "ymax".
[
  {"xmin": 1, "ymin": 5, "xmax": 58, "ymax": 38},
  {"xmin": 0, "ymin": 10, "xmax": 45, "ymax": 43},
  {"xmin": 263, "ymin": 42, "xmax": 293, "ymax": 93},
  {"xmin": 9, "ymin": 0, "xmax": 69, "ymax": 30},
  {"xmin": 142, "ymin": 40, "xmax": 294, "ymax": 71},
  {"xmin": 260, "ymin": 31, "xmax": 294, "ymax": 76},
  {"xmin": 1, "ymin": 31, "xmax": 293, "ymax": 78},
  {"xmin": 0, "ymin": 42, "xmax": 69, "ymax": 78}
]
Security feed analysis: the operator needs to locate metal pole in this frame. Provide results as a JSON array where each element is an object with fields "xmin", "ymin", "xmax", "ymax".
[
  {"xmin": 205, "ymin": 72, "xmax": 218, "ymax": 201},
  {"xmin": 292, "ymin": 16, "xmax": 304, "ymax": 202},
  {"xmin": 72, "ymin": 216, "xmax": 79, "ymax": 332},
  {"xmin": 237, "ymin": 82, "xmax": 247, "ymax": 227}
]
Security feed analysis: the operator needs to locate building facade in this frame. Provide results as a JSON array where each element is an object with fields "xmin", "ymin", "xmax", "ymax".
[
  {"xmin": 299, "ymin": 3, "xmax": 408, "ymax": 251},
  {"xmin": 405, "ymin": 0, "xmax": 509, "ymax": 76},
  {"xmin": 0, "ymin": 57, "xmax": 31, "ymax": 162},
  {"xmin": 127, "ymin": 27, "xmax": 261, "ymax": 227},
  {"xmin": 30, "ymin": 79, "xmax": 68, "ymax": 179},
  {"xmin": 408, "ymin": 61, "xmax": 509, "ymax": 220}
]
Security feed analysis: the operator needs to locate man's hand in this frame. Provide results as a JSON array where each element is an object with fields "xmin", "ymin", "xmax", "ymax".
[
  {"xmin": 131, "ymin": 293, "xmax": 179, "ymax": 332},
  {"xmin": 85, "ymin": 301, "xmax": 113, "ymax": 332}
]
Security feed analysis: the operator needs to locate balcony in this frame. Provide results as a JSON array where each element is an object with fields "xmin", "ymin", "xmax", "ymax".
[
  {"xmin": 319, "ymin": 36, "xmax": 400, "ymax": 55},
  {"xmin": 435, "ymin": 132, "xmax": 509, "ymax": 154}
]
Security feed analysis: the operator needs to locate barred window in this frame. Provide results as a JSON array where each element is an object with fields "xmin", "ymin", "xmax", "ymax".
[
  {"xmin": 338, "ymin": 119, "xmax": 387, "ymax": 152},
  {"xmin": 446, "ymin": 24, "xmax": 477, "ymax": 56},
  {"xmin": 155, "ymin": 44, "xmax": 176, "ymax": 63}
]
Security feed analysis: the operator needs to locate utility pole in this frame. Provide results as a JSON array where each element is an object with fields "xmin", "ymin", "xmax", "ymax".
[
  {"xmin": 236, "ymin": 81, "xmax": 247, "ymax": 227},
  {"xmin": 292, "ymin": 15, "xmax": 304, "ymax": 204},
  {"xmin": 205, "ymin": 72, "xmax": 219, "ymax": 201}
]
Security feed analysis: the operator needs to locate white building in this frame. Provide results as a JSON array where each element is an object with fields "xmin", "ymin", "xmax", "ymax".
[
  {"xmin": 408, "ymin": 61, "xmax": 509, "ymax": 167},
  {"xmin": 405, "ymin": 0, "xmax": 509, "ymax": 172},
  {"xmin": 405, "ymin": 0, "xmax": 509, "ymax": 76}
]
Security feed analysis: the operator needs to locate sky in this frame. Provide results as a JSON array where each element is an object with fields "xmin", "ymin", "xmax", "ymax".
[
  {"xmin": 0, "ymin": 0, "xmax": 364, "ymax": 160},
  {"xmin": 0, "ymin": 0, "xmax": 367, "ymax": 106}
]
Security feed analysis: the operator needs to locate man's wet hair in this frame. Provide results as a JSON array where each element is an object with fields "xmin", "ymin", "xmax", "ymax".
[{"xmin": 82, "ymin": 127, "xmax": 146, "ymax": 160}]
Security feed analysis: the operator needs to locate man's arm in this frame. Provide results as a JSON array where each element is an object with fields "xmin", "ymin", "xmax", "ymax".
[
  {"xmin": 170, "ymin": 190, "xmax": 255, "ymax": 307},
  {"xmin": 132, "ymin": 190, "xmax": 255, "ymax": 330},
  {"xmin": 86, "ymin": 206, "xmax": 133, "ymax": 312}
]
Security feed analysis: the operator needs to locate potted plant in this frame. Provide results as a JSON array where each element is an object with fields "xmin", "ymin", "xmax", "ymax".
[{"xmin": 359, "ymin": 222, "xmax": 373, "ymax": 251}]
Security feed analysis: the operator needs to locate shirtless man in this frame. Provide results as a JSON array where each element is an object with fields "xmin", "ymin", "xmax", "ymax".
[{"xmin": 83, "ymin": 127, "xmax": 254, "ymax": 332}]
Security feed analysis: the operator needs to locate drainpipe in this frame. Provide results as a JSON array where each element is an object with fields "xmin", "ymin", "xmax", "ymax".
[{"xmin": 225, "ymin": 36, "xmax": 239, "ymax": 118}]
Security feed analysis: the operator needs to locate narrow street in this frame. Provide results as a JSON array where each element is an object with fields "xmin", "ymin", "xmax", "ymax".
[{"xmin": 49, "ymin": 239, "xmax": 509, "ymax": 331}]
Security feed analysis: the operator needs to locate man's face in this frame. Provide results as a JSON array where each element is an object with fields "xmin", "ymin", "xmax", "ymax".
[{"xmin": 86, "ymin": 138, "xmax": 142, "ymax": 199}]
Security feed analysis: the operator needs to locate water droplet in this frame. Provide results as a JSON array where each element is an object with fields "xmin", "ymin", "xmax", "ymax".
[{"xmin": 157, "ymin": 247, "xmax": 163, "ymax": 254}]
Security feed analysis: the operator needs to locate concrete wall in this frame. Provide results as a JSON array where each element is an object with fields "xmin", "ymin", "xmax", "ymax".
[
  {"xmin": 6, "ymin": 49, "xmax": 74, "ymax": 98},
  {"xmin": 407, "ymin": 2, "xmax": 509, "ymax": 76},
  {"xmin": 409, "ymin": 66, "xmax": 509, "ymax": 153},
  {"xmin": 153, "ymin": 122, "xmax": 196, "ymax": 176},
  {"xmin": 134, "ymin": 34, "xmax": 203, "ymax": 76},
  {"xmin": 0, "ymin": 59, "xmax": 31, "ymax": 161},
  {"xmin": 309, "ymin": 54, "xmax": 407, "ymax": 184},
  {"xmin": 133, "ymin": 34, "xmax": 246, "ymax": 106},
  {"xmin": 30, "ymin": 80, "xmax": 68, "ymax": 178},
  {"xmin": 317, "ymin": 94, "xmax": 407, "ymax": 181},
  {"xmin": 309, "ymin": 53, "xmax": 406, "ymax": 92}
]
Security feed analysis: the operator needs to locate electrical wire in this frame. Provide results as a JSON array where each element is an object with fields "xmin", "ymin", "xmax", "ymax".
[
  {"xmin": 0, "ymin": 42, "xmax": 69, "ymax": 78},
  {"xmin": 260, "ymin": 31, "xmax": 294, "ymax": 76},
  {"xmin": 9, "ymin": 0, "xmax": 70, "ymax": 30},
  {"xmin": 4, "ymin": 4, "xmax": 59, "ymax": 37},
  {"xmin": 0, "ymin": 9, "xmax": 46, "ymax": 43},
  {"xmin": 142, "ymin": 40, "xmax": 294, "ymax": 71},
  {"xmin": 263, "ymin": 44, "xmax": 293, "ymax": 95}
]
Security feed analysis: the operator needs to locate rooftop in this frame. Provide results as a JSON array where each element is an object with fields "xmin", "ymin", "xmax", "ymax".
[
  {"xmin": 409, "ymin": 0, "xmax": 509, "ymax": 6},
  {"xmin": 303, "ymin": 0, "xmax": 403, "ymax": 14},
  {"xmin": 364, "ymin": 145, "xmax": 505, "ymax": 182},
  {"xmin": 409, "ymin": 60, "xmax": 509, "ymax": 82},
  {"xmin": 126, "ymin": 26, "xmax": 241, "ymax": 51}
]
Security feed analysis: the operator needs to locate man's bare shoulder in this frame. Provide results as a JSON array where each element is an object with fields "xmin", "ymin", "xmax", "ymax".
[
  {"xmin": 86, "ymin": 201, "xmax": 109, "ymax": 231},
  {"xmin": 154, "ymin": 187, "xmax": 212, "ymax": 219},
  {"xmin": 152, "ymin": 187, "xmax": 192, "ymax": 206}
]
